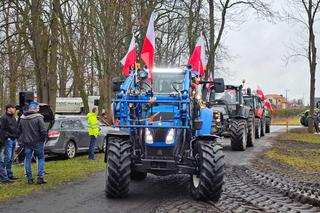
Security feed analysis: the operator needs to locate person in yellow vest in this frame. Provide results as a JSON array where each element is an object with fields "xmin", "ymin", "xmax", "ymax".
[{"xmin": 87, "ymin": 108, "xmax": 100, "ymax": 160}]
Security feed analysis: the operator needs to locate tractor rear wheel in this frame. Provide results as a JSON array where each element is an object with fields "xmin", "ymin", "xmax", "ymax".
[
  {"xmin": 255, "ymin": 118, "xmax": 261, "ymax": 139},
  {"xmin": 190, "ymin": 142, "xmax": 224, "ymax": 201},
  {"xmin": 230, "ymin": 120, "xmax": 247, "ymax": 151},
  {"xmin": 105, "ymin": 137, "xmax": 131, "ymax": 198},
  {"xmin": 247, "ymin": 112, "xmax": 255, "ymax": 147},
  {"xmin": 261, "ymin": 118, "xmax": 266, "ymax": 137},
  {"xmin": 265, "ymin": 117, "xmax": 271, "ymax": 133}
]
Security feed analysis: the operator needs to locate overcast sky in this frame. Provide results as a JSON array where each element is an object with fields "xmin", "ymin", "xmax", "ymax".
[{"xmin": 222, "ymin": 0, "xmax": 320, "ymax": 103}]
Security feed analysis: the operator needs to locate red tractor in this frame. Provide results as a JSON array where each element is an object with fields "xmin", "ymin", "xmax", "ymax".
[{"xmin": 243, "ymin": 89, "xmax": 266, "ymax": 138}]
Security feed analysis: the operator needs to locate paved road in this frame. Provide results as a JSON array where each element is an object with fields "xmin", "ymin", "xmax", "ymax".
[{"xmin": 2, "ymin": 126, "xmax": 318, "ymax": 213}]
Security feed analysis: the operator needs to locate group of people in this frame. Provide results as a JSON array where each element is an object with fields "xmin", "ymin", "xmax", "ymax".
[
  {"xmin": 0, "ymin": 102, "xmax": 48, "ymax": 184},
  {"xmin": 0, "ymin": 103, "xmax": 102, "ymax": 185}
]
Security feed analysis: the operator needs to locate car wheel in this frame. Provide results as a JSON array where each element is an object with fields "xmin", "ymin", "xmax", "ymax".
[{"xmin": 65, "ymin": 141, "xmax": 77, "ymax": 159}]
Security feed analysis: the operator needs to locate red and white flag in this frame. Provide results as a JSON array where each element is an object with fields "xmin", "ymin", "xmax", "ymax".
[
  {"xmin": 188, "ymin": 34, "xmax": 206, "ymax": 78},
  {"xmin": 265, "ymin": 101, "xmax": 274, "ymax": 112},
  {"xmin": 121, "ymin": 33, "xmax": 137, "ymax": 76},
  {"xmin": 256, "ymin": 86, "xmax": 265, "ymax": 101},
  {"xmin": 141, "ymin": 12, "xmax": 156, "ymax": 80}
]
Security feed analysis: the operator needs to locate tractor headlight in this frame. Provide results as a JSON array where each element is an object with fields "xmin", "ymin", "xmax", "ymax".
[
  {"xmin": 214, "ymin": 111, "xmax": 221, "ymax": 122},
  {"xmin": 145, "ymin": 129, "xmax": 153, "ymax": 144},
  {"xmin": 166, "ymin": 129, "xmax": 175, "ymax": 144}
]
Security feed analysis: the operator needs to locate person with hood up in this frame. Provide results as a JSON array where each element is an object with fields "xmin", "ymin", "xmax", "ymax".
[
  {"xmin": 18, "ymin": 102, "xmax": 47, "ymax": 184},
  {"xmin": 87, "ymin": 107, "xmax": 100, "ymax": 160}
]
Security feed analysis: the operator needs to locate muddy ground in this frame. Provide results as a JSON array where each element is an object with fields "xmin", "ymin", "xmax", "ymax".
[{"xmin": 0, "ymin": 126, "xmax": 319, "ymax": 213}]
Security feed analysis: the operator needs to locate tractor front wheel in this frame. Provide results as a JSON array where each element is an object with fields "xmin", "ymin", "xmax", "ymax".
[
  {"xmin": 247, "ymin": 112, "xmax": 255, "ymax": 147},
  {"xmin": 105, "ymin": 137, "xmax": 131, "ymax": 198},
  {"xmin": 230, "ymin": 120, "xmax": 247, "ymax": 151},
  {"xmin": 190, "ymin": 142, "xmax": 224, "ymax": 201}
]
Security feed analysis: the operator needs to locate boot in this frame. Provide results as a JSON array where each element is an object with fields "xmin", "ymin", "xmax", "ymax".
[{"xmin": 37, "ymin": 177, "xmax": 47, "ymax": 184}]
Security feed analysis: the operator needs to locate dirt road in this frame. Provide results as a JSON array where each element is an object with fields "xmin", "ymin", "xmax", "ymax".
[{"xmin": 1, "ymin": 126, "xmax": 319, "ymax": 213}]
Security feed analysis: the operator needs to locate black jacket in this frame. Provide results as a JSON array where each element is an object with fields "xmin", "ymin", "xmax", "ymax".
[
  {"xmin": 18, "ymin": 112, "xmax": 47, "ymax": 145},
  {"xmin": 0, "ymin": 113, "xmax": 19, "ymax": 140}
]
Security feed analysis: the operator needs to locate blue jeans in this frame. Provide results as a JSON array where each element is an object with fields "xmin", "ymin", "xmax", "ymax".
[
  {"xmin": 4, "ymin": 139, "xmax": 16, "ymax": 178},
  {"xmin": 24, "ymin": 144, "xmax": 45, "ymax": 181},
  {"xmin": 89, "ymin": 136, "xmax": 97, "ymax": 159},
  {"xmin": 0, "ymin": 144, "xmax": 10, "ymax": 181}
]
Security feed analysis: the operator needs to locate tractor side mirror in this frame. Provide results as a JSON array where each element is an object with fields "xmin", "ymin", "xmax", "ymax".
[
  {"xmin": 247, "ymin": 88, "xmax": 252, "ymax": 96},
  {"xmin": 112, "ymin": 77, "xmax": 122, "ymax": 92},
  {"xmin": 213, "ymin": 78, "xmax": 225, "ymax": 93},
  {"xmin": 316, "ymin": 101, "xmax": 320, "ymax": 108}
]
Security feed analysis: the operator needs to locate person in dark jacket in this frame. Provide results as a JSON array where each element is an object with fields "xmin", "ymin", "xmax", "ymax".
[
  {"xmin": 0, "ymin": 104, "xmax": 19, "ymax": 180},
  {"xmin": 19, "ymin": 102, "xmax": 48, "ymax": 184},
  {"xmin": 311, "ymin": 112, "xmax": 320, "ymax": 134},
  {"xmin": 0, "ymin": 119, "xmax": 13, "ymax": 184}
]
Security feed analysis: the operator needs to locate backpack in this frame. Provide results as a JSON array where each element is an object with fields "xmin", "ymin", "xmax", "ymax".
[{"xmin": 0, "ymin": 116, "xmax": 5, "ymax": 145}]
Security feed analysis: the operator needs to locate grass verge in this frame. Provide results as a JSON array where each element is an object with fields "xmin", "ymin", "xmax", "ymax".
[
  {"xmin": 271, "ymin": 116, "xmax": 300, "ymax": 126},
  {"xmin": 265, "ymin": 128, "xmax": 320, "ymax": 174},
  {"xmin": 0, "ymin": 153, "xmax": 105, "ymax": 201}
]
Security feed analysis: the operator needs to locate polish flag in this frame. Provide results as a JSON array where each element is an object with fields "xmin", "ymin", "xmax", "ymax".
[
  {"xmin": 141, "ymin": 13, "xmax": 156, "ymax": 80},
  {"xmin": 265, "ymin": 101, "xmax": 274, "ymax": 112},
  {"xmin": 256, "ymin": 86, "xmax": 265, "ymax": 101},
  {"xmin": 121, "ymin": 34, "xmax": 137, "ymax": 76},
  {"xmin": 188, "ymin": 34, "xmax": 206, "ymax": 78}
]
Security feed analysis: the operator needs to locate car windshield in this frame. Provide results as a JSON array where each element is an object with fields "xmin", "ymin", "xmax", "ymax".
[{"xmin": 152, "ymin": 71, "xmax": 185, "ymax": 95}]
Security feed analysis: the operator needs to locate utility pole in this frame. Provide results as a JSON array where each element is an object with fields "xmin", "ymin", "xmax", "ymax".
[{"xmin": 285, "ymin": 89, "xmax": 289, "ymax": 132}]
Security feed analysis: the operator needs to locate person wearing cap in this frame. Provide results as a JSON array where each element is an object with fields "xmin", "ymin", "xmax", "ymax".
[
  {"xmin": 18, "ymin": 102, "xmax": 47, "ymax": 184},
  {"xmin": 0, "ymin": 104, "xmax": 19, "ymax": 180}
]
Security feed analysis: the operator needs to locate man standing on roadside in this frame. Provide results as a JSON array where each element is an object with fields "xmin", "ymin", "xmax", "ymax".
[
  {"xmin": 0, "ymin": 119, "xmax": 13, "ymax": 184},
  {"xmin": 19, "ymin": 102, "xmax": 47, "ymax": 184},
  {"xmin": 87, "ymin": 108, "xmax": 100, "ymax": 160},
  {"xmin": 0, "ymin": 104, "xmax": 19, "ymax": 180}
]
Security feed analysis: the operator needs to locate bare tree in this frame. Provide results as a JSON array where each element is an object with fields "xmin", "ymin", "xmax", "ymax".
[{"xmin": 285, "ymin": 0, "xmax": 320, "ymax": 132}]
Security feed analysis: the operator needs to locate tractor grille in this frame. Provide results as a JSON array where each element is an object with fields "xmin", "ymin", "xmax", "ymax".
[
  {"xmin": 145, "ymin": 147, "xmax": 174, "ymax": 158},
  {"xmin": 152, "ymin": 128, "xmax": 168, "ymax": 142}
]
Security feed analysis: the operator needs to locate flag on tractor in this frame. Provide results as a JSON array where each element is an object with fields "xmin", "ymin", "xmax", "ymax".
[
  {"xmin": 188, "ymin": 34, "xmax": 206, "ymax": 78},
  {"xmin": 256, "ymin": 86, "xmax": 265, "ymax": 101},
  {"xmin": 265, "ymin": 101, "xmax": 274, "ymax": 112},
  {"xmin": 141, "ymin": 12, "xmax": 156, "ymax": 80},
  {"xmin": 121, "ymin": 33, "xmax": 137, "ymax": 76}
]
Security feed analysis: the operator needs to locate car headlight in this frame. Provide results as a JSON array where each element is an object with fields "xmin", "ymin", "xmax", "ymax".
[
  {"xmin": 166, "ymin": 129, "xmax": 175, "ymax": 144},
  {"xmin": 145, "ymin": 129, "xmax": 153, "ymax": 144}
]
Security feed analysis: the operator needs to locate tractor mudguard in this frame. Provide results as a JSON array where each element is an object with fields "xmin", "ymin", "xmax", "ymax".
[{"xmin": 197, "ymin": 108, "xmax": 213, "ymax": 135}]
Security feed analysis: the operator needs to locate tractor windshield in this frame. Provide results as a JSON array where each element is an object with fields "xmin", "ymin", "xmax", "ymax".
[
  {"xmin": 211, "ymin": 89, "xmax": 238, "ymax": 104},
  {"xmin": 243, "ymin": 96, "xmax": 253, "ymax": 107},
  {"xmin": 152, "ymin": 70, "xmax": 185, "ymax": 95}
]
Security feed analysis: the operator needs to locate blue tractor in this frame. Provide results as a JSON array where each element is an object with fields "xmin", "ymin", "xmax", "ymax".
[{"xmin": 105, "ymin": 66, "xmax": 225, "ymax": 201}]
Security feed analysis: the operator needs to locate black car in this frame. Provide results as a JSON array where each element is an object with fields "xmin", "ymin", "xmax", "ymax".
[{"xmin": 45, "ymin": 115, "xmax": 118, "ymax": 159}]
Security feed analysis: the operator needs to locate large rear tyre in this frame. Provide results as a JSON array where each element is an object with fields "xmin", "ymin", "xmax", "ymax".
[
  {"xmin": 255, "ymin": 119, "xmax": 261, "ymax": 139},
  {"xmin": 265, "ymin": 117, "xmax": 271, "ymax": 133},
  {"xmin": 190, "ymin": 142, "xmax": 224, "ymax": 201},
  {"xmin": 105, "ymin": 137, "xmax": 131, "ymax": 198},
  {"xmin": 230, "ymin": 120, "xmax": 247, "ymax": 151},
  {"xmin": 247, "ymin": 112, "xmax": 255, "ymax": 147},
  {"xmin": 261, "ymin": 118, "xmax": 266, "ymax": 137}
]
